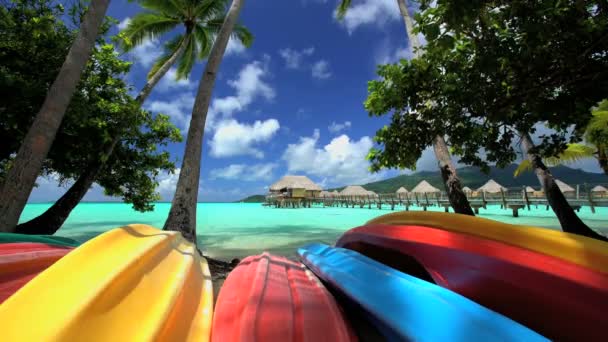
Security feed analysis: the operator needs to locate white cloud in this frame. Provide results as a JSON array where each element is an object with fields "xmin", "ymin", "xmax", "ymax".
[
  {"xmin": 145, "ymin": 93, "xmax": 195, "ymax": 129},
  {"xmin": 278, "ymin": 47, "xmax": 315, "ymax": 69},
  {"xmin": 156, "ymin": 68, "xmax": 195, "ymax": 92},
  {"xmin": 335, "ymin": 0, "xmax": 400, "ymax": 34},
  {"xmin": 207, "ymin": 60, "xmax": 275, "ymax": 130},
  {"xmin": 117, "ymin": 17, "xmax": 131, "ymax": 30},
  {"xmin": 328, "ymin": 121, "xmax": 352, "ymax": 133},
  {"xmin": 210, "ymin": 119, "xmax": 280, "ymax": 158},
  {"xmin": 311, "ymin": 60, "xmax": 332, "ymax": 79},
  {"xmin": 130, "ymin": 38, "xmax": 162, "ymax": 67},
  {"xmin": 157, "ymin": 168, "xmax": 181, "ymax": 199},
  {"xmin": 375, "ymin": 43, "xmax": 414, "ymax": 65},
  {"xmin": 210, "ymin": 163, "xmax": 277, "ymax": 181},
  {"xmin": 282, "ymin": 129, "xmax": 384, "ymax": 185},
  {"xmin": 226, "ymin": 37, "xmax": 247, "ymax": 56}
]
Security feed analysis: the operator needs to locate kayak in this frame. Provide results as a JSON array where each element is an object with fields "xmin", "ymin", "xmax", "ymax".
[
  {"xmin": 212, "ymin": 253, "xmax": 355, "ymax": 341},
  {"xmin": 0, "ymin": 242, "xmax": 73, "ymax": 303},
  {"xmin": 366, "ymin": 211, "xmax": 608, "ymax": 274},
  {"xmin": 337, "ymin": 224, "xmax": 608, "ymax": 341},
  {"xmin": 298, "ymin": 243, "xmax": 547, "ymax": 342},
  {"xmin": 0, "ymin": 224, "xmax": 213, "ymax": 342},
  {"xmin": 0, "ymin": 232, "xmax": 79, "ymax": 247}
]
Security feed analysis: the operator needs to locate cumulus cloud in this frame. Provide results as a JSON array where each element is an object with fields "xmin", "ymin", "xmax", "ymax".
[
  {"xmin": 156, "ymin": 68, "xmax": 195, "ymax": 92},
  {"xmin": 117, "ymin": 17, "xmax": 131, "ymax": 30},
  {"xmin": 226, "ymin": 37, "xmax": 247, "ymax": 56},
  {"xmin": 145, "ymin": 93, "xmax": 195, "ymax": 130},
  {"xmin": 328, "ymin": 121, "xmax": 352, "ymax": 133},
  {"xmin": 375, "ymin": 40, "xmax": 414, "ymax": 65},
  {"xmin": 279, "ymin": 47, "xmax": 315, "ymax": 69},
  {"xmin": 207, "ymin": 60, "xmax": 275, "ymax": 130},
  {"xmin": 209, "ymin": 119, "xmax": 280, "ymax": 158},
  {"xmin": 210, "ymin": 163, "xmax": 277, "ymax": 181},
  {"xmin": 282, "ymin": 129, "xmax": 384, "ymax": 185},
  {"xmin": 129, "ymin": 38, "xmax": 162, "ymax": 67},
  {"xmin": 311, "ymin": 60, "xmax": 332, "ymax": 79},
  {"xmin": 157, "ymin": 168, "xmax": 181, "ymax": 199},
  {"xmin": 335, "ymin": 0, "xmax": 400, "ymax": 34}
]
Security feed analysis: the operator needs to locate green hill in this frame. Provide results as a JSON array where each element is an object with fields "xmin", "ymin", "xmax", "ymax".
[
  {"xmin": 236, "ymin": 194, "xmax": 266, "ymax": 203},
  {"xmin": 332, "ymin": 164, "xmax": 607, "ymax": 193}
]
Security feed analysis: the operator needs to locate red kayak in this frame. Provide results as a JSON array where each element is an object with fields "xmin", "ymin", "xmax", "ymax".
[
  {"xmin": 337, "ymin": 224, "xmax": 608, "ymax": 341},
  {"xmin": 0, "ymin": 243, "xmax": 73, "ymax": 303},
  {"xmin": 212, "ymin": 253, "xmax": 356, "ymax": 341}
]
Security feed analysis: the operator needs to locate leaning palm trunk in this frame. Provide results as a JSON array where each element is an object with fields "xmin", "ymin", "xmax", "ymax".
[
  {"xmin": 398, "ymin": 0, "xmax": 474, "ymax": 215},
  {"xmin": 598, "ymin": 147, "xmax": 608, "ymax": 176},
  {"xmin": 0, "ymin": 0, "xmax": 110, "ymax": 232},
  {"xmin": 521, "ymin": 133, "xmax": 607, "ymax": 241},
  {"xmin": 15, "ymin": 34, "xmax": 192, "ymax": 235},
  {"xmin": 164, "ymin": 0, "xmax": 245, "ymax": 243}
]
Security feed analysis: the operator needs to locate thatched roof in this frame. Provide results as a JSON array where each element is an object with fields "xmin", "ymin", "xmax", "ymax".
[
  {"xmin": 525, "ymin": 186, "xmax": 536, "ymax": 193},
  {"xmin": 340, "ymin": 185, "xmax": 370, "ymax": 196},
  {"xmin": 269, "ymin": 175, "xmax": 321, "ymax": 191},
  {"xmin": 367, "ymin": 190, "xmax": 379, "ymax": 197},
  {"xmin": 319, "ymin": 191, "xmax": 332, "ymax": 197},
  {"xmin": 411, "ymin": 180, "xmax": 440, "ymax": 193},
  {"xmin": 592, "ymin": 185, "xmax": 608, "ymax": 192},
  {"xmin": 396, "ymin": 187, "xmax": 409, "ymax": 194},
  {"xmin": 332, "ymin": 190, "xmax": 339, "ymax": 195},
  {"xmin": 462, "ymin": 186, "xmax": 472, "ymax": 193},
  {"xmin": 477, "ymin": 179, "xmax": 507, "ymax": 193},
  {"xmin": 555, "ymin": 179, "xmax": 575, "ymax": 192}
]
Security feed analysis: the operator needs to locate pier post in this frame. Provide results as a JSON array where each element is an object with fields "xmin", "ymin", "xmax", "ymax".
[{"xmin": 522, "ymin": 186, "xmax": 531, "ymax": 210}]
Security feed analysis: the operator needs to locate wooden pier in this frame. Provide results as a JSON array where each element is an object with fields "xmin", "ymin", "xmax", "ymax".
[{"xmin": 264, "ymin": 184, "xmax": 608, "ymax": 218}]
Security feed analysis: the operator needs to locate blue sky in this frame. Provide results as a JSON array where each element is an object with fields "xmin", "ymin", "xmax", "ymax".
[{"xmin": 28, "ymin": 0, "xmax": 604, "ymax": 203}]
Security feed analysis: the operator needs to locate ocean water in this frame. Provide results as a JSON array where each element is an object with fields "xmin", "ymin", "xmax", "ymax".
[{"xmin": 20, "ymin": 202, "xmax": 608, "ymax": 260}]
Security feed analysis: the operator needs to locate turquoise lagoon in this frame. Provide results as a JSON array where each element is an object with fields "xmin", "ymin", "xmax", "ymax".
[{"xmin": 20, "ymin": 202, "xmax": 608, "ymax": 260}]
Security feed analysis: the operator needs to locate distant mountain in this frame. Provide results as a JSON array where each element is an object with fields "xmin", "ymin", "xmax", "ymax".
[
  {"xmin": 332, "ymin": 164, "xmax": 607, "ymax": 193},
  {"xmin": 236, "ymin": 194, "xmax": 266, "ymax": 203}
]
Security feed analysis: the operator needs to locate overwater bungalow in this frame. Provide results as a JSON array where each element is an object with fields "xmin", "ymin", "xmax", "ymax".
[
  {"xmin": 269, "ymin": 175, "xmax": 322, "ymax": 199},
  {"xmin": 555, "ymin": 179, "xmax": 575, "ymax": 197},
  {"xmin": 319, "ymin": 190, "xmax": 332, "ymax": 197},
  {"xmin": 592, "ymin": 185, "xmax": 608, "ymax": 198},
  {"xmin": 462, "ymin": 186, "xmax": 473, "ymax": 194},
  {"xmin": 396, "ymin": 187, "xmax": 409, "ymax": 194},
  {"xmin": 340, "ymin": 185, "xmax": 371, "ymax": 196},
  {"xmin": 411, "ymin": 180, "xmax": 440, "ymax": 194},
  {"xmin": 477, "ymin": 179, "xmax": 507, "ymax": 194}
]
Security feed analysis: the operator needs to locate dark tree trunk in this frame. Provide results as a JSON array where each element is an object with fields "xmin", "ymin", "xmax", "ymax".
[
  {"xmin": 0, "ymin": 0, "xmax": 110, "ymax": 232},
  {"xmin": 521, "ymin": 133, "xmax": 607, "ymax": 242},
  {"xmin": 164, "ymin": 0, "xmax": 245, "ymax": 243},
  {"xmin": 598, "ymin": 148, "xmax": 608, "ymax": 176},
  {"xmin": 433, "ymin": 135, "xmax": 475, "ymax": 216}
]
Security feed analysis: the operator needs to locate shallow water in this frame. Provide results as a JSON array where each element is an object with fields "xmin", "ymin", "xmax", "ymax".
[{"xmin": 21, "ymin": 202, "xmax": 608, "ymax": 260}]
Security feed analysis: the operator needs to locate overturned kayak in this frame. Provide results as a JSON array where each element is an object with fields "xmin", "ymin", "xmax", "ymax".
[
  {"xmin": 0, "ymin": 232, "xmax": 79, "ymax": 247},
  {"xmin": 0, "ymin": 242, "xmax": 73, "ymax": 303},
  {"xmin": 366, "ymin": 211, "xmax": 608, "ymax": 274},
  {"xmin": 212, "ymin": 253, "xmax": 355, "ymax": 341},
  {"xmin": 0, "ymin": 224, "xmax": 213, "ymax": 341},
  {"xmin": 298, "ymin": 243, "xmax": 547, "ymax": 342},
  {"xmin": 340, "ymin": 216, "xmax": 608, "ymax": 340}
]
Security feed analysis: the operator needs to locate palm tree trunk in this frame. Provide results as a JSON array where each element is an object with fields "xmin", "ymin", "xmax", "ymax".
[
  {"xmin": 0, "ymin": 0, "xmax": 110, "ymax": 232},
  {"xmin": 598, "ymin": 147, "xmax": 608, "ymax": 176},
  {"xmin": 396, "ymin": 0, "xmax": 473, "ymax": 215},
  {"xmin": 164, "ymin": 0, "xmax": 245, "ymax": 243},
  {"xmin": 14, "ymin": 34, "xmax": 192, "ymax": 235},
  {"xmin": 135, "ymin": 32, "xmax": 191, "ymax": 103},
  {"xmin": 433, "ymin": 135, "xmax": 475, "ymax": 215},
  {"xmin": 521, "ymin": 133, "xmax": 607, "ymax": 241}
]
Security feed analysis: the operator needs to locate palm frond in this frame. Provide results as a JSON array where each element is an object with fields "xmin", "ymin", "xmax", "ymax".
[
  {"xmin": 120, "ymin": 12, "xmax": 180, "ymax": 51},
  {"xmin": 194, "ymin": 24, "xmax": 213, "ymax": 59},
  {"xmin": 194, "ymin": 0, "xmax": 229, "ymax": 21},
  {"xmin": 232, "ymin": 23, "xmax": 253, "ymax": 48},
  {"xmin": 147, "ymin": 34, "xmax": 184, "ymax": 80},
  {"xmin": 137, "ymin": 0, "xmax": 183, "ymax": 18},
  {"xmin": 514, "ymin": 159, "xmax": 533, "ymax": 177},
  {"xmin": 175, "ymin": 34, "xmax": 197, "ymax": 80},
  {"xmin": 546, "ymin": 144, "xmax": 596, "ymax": 166},
  {"xmin": 336, "ymin": 0, "xmax": 352, "ymax": 20}
]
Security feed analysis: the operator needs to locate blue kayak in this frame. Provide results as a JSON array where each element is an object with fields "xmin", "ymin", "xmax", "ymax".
[{"xmin": 298, "ymin": 243, "xmax": 548, "ymax": 342}]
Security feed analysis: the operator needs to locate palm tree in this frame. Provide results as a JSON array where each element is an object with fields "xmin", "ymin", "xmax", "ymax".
[
  {"xmin": 0, "ymin": 0, "xmax": 111, "ymax": 233},
  {"xmin": 164, "ymin": 0, "xmax": 245, "ymax": 243},
  {"xmin": 15, "ymin": 0, "xmax": 253, "ymax": 235},
  {"xmin": 338, "ymin": 0, "xmax": 474, "ymax": 215}
]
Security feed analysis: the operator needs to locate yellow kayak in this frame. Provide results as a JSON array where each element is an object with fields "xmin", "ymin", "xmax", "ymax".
[
  {"xmin": 0, "ymin": 224, "xmax": 213, "ymax": 341},
  {"xmin": 367, "ymin": 211, "xmax": 608, "ymax": 274}
]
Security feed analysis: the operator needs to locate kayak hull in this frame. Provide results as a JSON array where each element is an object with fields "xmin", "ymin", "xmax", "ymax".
[
  {"xmin": 0, "ymin": 243, "xmax": 73, "ymax": 303},
  {"xmin": 212, "ymin": 253, "xmax": 355, "ymax": 342},
  {"xmin": 0, "ymin": 225, "xmax": 213, "ymax": 342},
  {"xmin": 298, "ymin": 243, "xmax": 547, "ymax": 342},
  {"xmin": 337, "ymin": 224, "xmax": 608, "ymax": 340}
]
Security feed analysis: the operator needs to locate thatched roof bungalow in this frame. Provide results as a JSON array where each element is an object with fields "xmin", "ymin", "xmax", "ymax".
[
  {"xmin": 269, "ymin": 175, "xmax": 322, "ymax": 198},
  {"xmin": 525, "ymin": 186, "xmax": 535, "ymax": 193},
  {"xmin": 592, "ymin": 185, "xmax": 608, "ymax": 193},
  {"xmin": 396, "ymin": 187, "xmax": 409, "ymax": 194},
  {"xmin": 411, "ymin": 180, "xmax": 440, "ymax": 193},
  {"xmin": 319, "ymin": 190, "xmax": 332, "ymax": 197},
  {"xmin": 462, "ymin": 186, "xmax": 472, "ymax": 193},
  {"xmin": 477, "ymin": 179, "xmax": 507, "ymax": 193},
  {"xmin": 555, "ymin": 179, "xmax": 575, "ymax": 194},
  {"xmin": 340, "ymin": 185, "xmax": 370, "ymax": 196}
]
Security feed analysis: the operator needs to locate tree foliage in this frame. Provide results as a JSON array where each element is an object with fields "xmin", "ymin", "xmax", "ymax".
[{"xmin": 0, "ymin": 0, "xmax": 181, "ymax": 211}]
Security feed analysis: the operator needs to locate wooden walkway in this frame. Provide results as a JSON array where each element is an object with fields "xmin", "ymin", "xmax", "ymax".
[{"xmin": 264, "ymin": 187, "xmax": 608, "ymax": 217}]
